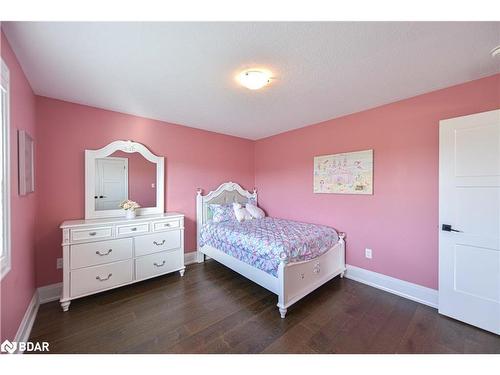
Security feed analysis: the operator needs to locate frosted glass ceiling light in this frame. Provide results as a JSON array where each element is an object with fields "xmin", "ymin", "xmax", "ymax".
[
  {"xmin": 236, "ymin": 69, "xmax": 272, "ymax": 90},
  {"xmin": 491, "ymin": 45, "xmax": 500, "ymax": 57}
]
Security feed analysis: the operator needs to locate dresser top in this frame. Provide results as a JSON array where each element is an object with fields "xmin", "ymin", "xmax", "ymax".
[{"xmin": 60, "ymin": 212, "xmax": 184, "ymax": 228}]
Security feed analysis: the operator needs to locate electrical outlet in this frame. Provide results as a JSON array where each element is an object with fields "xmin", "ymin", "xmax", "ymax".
[
  {"xmin": 365, "ymin": 248, "xmax": 373, "ymax": 259},
  {"xmin": 56, "ymin": 258, "xmax": 63, "ymax": 269}
]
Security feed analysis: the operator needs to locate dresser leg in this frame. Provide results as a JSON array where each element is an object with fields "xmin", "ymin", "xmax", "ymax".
[
  {"xmin": 278, "ymin": 307, "xmax": 287, "ymax": 319},
  {"xmin": 179, "ymin": 268, "xmax": 185, "ymax": 277},
  {"xmin": 60, "ymin": 300, "xmax": 71, "ymax": 312}
]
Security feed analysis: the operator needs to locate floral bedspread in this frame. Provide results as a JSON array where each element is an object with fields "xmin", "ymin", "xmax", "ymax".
[{"xmin": 200, "ymin": 217, "xmax": 338, "ymax": 277}]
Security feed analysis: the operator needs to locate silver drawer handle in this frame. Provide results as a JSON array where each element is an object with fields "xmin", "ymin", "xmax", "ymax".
[
  {"xmin": 154, "ymin": 260, "xmax": 166, "ymax": 267},
  {"xmin": 164, "ymin": 223, "xmax": 171, "ymax": 227},
  {"xmin": 130, "ymin": 227, "xmax": 137, "ymax": 231},
  {"xmin": 153, "ymin": 240, "xmax": 165, "ymax": 246},
  {"xmin": 96, "ymin": 273, "xmax": 112, "ymax": 281},
  {"xmin": 89, "ymin": 232, "xmax": 97, "ymax": 236},
  {"xmin": 96, "ymin": 249, "xmax": 112, "ymax": 256}
]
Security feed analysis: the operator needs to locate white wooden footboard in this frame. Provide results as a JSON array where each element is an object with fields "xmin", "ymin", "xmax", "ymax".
[{"xmin": 277, "ymin": 233, "xmax": 346, "ymax": 318}]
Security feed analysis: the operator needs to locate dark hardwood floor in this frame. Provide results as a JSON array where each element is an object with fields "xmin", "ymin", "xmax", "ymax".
[{"xmin": 29, "ymin": 260, "xmax": 500, "ymax": 354}]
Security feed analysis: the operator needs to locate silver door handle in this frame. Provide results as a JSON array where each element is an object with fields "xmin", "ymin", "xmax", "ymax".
[
  {"xmin": 96, "ymin": 273, "xmax": 112, "ymax": 281},
  {"xmin": 154, "ymin": 260, "xmax": 166, "ymax": 267},
  {"xmin": 153, "ymin": 240, "xmax": 165, "ymax": 246},
  {"xmin": 96, "ymin": 249, "xmax": 112, "ymax": 256}
]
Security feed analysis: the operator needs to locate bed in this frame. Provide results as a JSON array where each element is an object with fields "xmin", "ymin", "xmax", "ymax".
[{"xmin": 196, "ymin": 182, "xmax": 346, "ymax": 318}]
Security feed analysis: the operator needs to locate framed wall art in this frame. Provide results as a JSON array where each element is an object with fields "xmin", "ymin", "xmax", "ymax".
[
  {"xmin": 18, "ymin": 129, "xmax": 34, "ymax": 195},
  {"xmin": 314, "ymin": 149, "xmax": 373, "ymax": 194}
]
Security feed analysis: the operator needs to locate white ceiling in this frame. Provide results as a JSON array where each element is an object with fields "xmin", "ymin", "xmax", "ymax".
[{"xmin": 3, "ymin": 22, "xmax": 500, "ymax": 140}]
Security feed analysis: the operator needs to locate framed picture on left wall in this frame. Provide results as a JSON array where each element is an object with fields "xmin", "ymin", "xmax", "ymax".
[{"xmin": 18, "ymin": 129, "xmax": 34, "ymax": 195}]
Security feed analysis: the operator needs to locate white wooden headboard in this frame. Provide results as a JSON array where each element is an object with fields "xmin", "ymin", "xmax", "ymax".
[{"xmin": 196, "ymin": 182, "xmax": 257, "ymax": 252}]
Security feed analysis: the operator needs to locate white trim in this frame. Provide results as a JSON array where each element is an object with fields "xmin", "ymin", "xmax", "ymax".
[
  {"xmin": 85, "ymin": 140, "xmax": 165, "ymax": 219},
  {"xmin": 184, "ymin": 251, "xmax": 197, "ymax": 265},
  {"xmin": 344, "ymin": 264, "xmax": 438, "ymax": 308},
  {"xmin": 0, "ymin": 57, "xmax": 11, "ymax": 280},
  {"xmin": 38, "ymin": 282, "xmax": 63, "ymax": 304},
  {"xmin": 13, "ymin": 291, "xmax": 39, "ymax": 353}
]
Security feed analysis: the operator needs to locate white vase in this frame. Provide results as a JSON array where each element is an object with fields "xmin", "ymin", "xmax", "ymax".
[{"xmin": 125, "ymin": 210, "xmax": 136, "ymax": 219}]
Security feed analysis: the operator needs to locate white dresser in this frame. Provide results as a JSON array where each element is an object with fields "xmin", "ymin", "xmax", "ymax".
[{"xmin": 59, "ymin": 212, "xmax": 185, "ymax": 311}]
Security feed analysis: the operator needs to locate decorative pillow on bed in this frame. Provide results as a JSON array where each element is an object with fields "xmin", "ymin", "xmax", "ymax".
[
  {"xmin": 233, "ymin": 202, "xmax": 253, "ymax": 222},
  {"xmin": 245, "ymin": 202, "xmax": 266, "ymax": 219},
  {"xmin": 209, "ymin": 204, "xmax": 236, "ymax": 223}
]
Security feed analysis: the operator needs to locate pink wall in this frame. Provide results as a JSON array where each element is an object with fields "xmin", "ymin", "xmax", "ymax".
[
  {"xmin": 111, "ymin": 151, "xmax": 157, "ymax": 207},
  {"xmin": 35, "ymin": 97, "xmax": 255, "ymax": 287},
  {"xmin": 3, "ymin": 25, "xmax": 499, "ymax": 320},
  {"xmin": 0, "ymin": 31, "xmax": 37, "ymax": 341},
  {"xmin": 255, "ymin": 74, "xmax": 500, "ymax": 290}
]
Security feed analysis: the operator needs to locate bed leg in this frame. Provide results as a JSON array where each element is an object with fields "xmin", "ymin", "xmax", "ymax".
[
  {"xmin": 339, "ymin": 233, "xmax": 346, "ymax": 279},
  {"xmin": 278, "ymin": 307, "xmax": 287, "ymax": 319},
  {"xmin": 60, "ymin": 300, "xmax": 71, "ymax": 312}
]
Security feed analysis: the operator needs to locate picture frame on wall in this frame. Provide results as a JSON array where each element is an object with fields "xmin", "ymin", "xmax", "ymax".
[
  {"xmin": 313, "ymin": 149, "xmax": 373, "ymax": 194},
  {"xmin": 18, "ymin": 129, "xmax": 34, "ymax": 195}
]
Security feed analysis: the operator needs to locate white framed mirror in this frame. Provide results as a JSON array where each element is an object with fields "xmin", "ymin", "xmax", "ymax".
[{"xmin": 85, "ymin": 140, "xmax": 164, "ymax": 219}]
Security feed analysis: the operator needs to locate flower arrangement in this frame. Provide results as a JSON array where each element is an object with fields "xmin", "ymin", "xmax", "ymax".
[{"xmin": 119, "ymin": 199, "xmax": 140, "ymax": 211}]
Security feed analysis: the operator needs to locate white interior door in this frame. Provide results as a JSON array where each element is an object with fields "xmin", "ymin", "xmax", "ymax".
[
  {"xmin": 95, "ymin": 157, "xmax": 128, "ymax": 210},
  {"xmin": 439, "ymin": 109, "xmax": 500, "ymax": 335}
]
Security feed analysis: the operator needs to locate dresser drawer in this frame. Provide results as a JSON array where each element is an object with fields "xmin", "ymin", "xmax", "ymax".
[
  {"xmin": 135, "ymin": 250, "xmax": 183, "ymax": 281},
  {"xmin": 116, "ymin": 223, "xmax": 149, "ymax": 236},
  {"xmin": 70, "ymin": 260, "xmax": 133, "ymax": 297},
  {"xmin": 134, "ymin": 231, "xmax": 181, "ymax": 257},
  {"xmin": 70, "ymin": 238, "xmax": 133, "ymax": 269},
  {"xmin": 152, "ymin": 219, "xmax": 181, "ymax": 232},
  {"xmin": 71, "ymin": 227, "xmax": 113, "ymax": 242}
]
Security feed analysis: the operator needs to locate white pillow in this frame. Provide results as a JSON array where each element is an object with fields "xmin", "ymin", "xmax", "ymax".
[
  {"xmin": 233, "ymin": 202, "xmax": 253, "ymax": 222},
  {"xmin": 245, "ymin": 202, "xmax": 265, "ymax": 219}
]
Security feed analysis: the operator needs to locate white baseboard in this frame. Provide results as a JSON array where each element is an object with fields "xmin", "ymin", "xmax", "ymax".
[
  {"xmin": 184, "ymin": 251, "xmax": 197, "ymax": 265},
  {"xmin": 38, "ymin": 282, "xmax": 62, "ymax": 304},
  {"xmin": 344, "ymin": 264, "xmax": 438, "ymax": 308},
  {"xmin": 13, "ymin": 291, "xmax": 39, "ymax": 353}
]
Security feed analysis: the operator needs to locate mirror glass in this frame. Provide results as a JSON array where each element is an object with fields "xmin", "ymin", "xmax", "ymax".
[{"xmin": 94, "ymin": 150, "xmax": 157, "ymax": 211}]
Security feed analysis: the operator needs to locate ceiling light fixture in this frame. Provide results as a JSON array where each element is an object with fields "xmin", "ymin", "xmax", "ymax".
[
  {"xmin": 491, "ymin": 45, "xmax": 500, "ymax": 57},
  {"xmin": 236, "ymin": 69, "xmax": 273, "ymax": 90}
]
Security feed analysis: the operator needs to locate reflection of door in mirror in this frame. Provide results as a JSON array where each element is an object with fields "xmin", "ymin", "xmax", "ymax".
[
  {"xmin": 95, "ymin": 157, "xmax": 129, "ymax": 210},
  {"xmin": 93, "ymin": 151, "xmax": 157, "ymax": 211}
]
